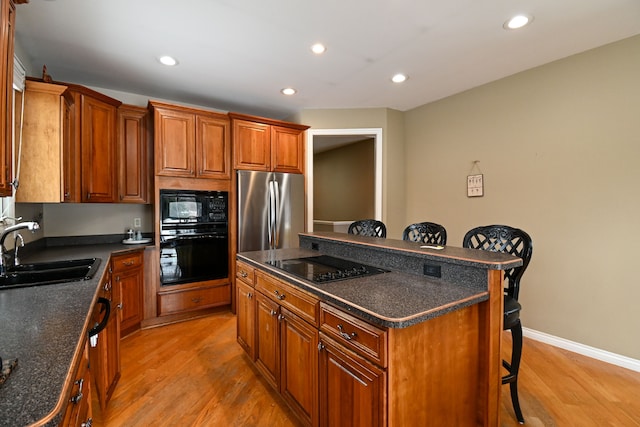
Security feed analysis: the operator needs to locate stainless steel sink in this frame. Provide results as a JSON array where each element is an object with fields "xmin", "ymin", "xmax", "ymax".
[{"xmin": 0, "ymin": 258, "xmax": 101, "ymax": 290}]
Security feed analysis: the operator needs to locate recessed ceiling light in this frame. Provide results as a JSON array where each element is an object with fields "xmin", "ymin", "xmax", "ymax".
[
  {"xmin": 281, "ymin": 87, "xmax": 297, "ymax": 96},
  {"xmin": 159, "ymin": 55, "xmax": 178, "ymax": 66},
  {"xmin": 504, "ymin": 14, "xmax": 533, "ymax": 30},
  {"xmin": 311, "ymin": 43, "xmax": 326, "ymax": 55},
  {"xmin": 391, "ymin": 73, "xmax": 408, "ymax": 83}
]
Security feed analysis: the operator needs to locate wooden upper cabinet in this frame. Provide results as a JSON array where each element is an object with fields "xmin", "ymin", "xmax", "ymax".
[
  {"xmin": 153, "ymin": 105, "xmax": 194, "ymax": 177},
  {"xmin": 117, "ymin": 105, "xmax": 151, "ymax": 203},
  {"xmin": 150, "ymin": 101, "xmax": 230, "ymax": 180},
  {"xmin": 0, "ymin": 0, "xmax": 16, "ymax": 197},
  {"xmin": 230, "ymin": 113, "xmax": 309, "ymax": 174},
  {"xmin": 79, "ymin": 93, "xmax": 119, "ymax": 202},
  {"xmin": 196, "ymin": 113, "xmax": 230, "ymax": 179},
  {"xmin": 16, "ymin": 81, "xmax": 72, "ymax": 203},
  {"xmin": 271, "ymin": 125, "xmax": 305, "ymax": 174},
  {"xmin": 232, "ymin": 119, "xmax": 270, "ymax": 171}
]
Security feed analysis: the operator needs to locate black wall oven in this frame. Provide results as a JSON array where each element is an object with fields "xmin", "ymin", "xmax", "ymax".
[{"xmin": 159, "ymin": 190, "xmax": 228, "ymax": 286}]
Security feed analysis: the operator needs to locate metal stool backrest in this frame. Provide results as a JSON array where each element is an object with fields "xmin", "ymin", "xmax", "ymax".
[
  {"xmin": 402, "ymin": 222, "xmax": 447, "ymax": 245},
  {"xmin": 348, "ymin": 219, "xmax": 387, "ymax": 238},
  {"xmin": 462, "ymin": 225, "xmax": 533, "ymax": 300}
]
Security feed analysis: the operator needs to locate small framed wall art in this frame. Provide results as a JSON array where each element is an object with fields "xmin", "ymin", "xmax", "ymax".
[{"xmin": 467, "ymin": 174, "xmax": 484, "ymax": 197}]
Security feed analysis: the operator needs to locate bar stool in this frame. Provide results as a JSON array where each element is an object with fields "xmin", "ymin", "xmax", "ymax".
[
  {"xmin": 402, "ymin": 222, "xmax": 447, "ymax": 245},
  {"xmin": 462, "ymin": 225, "xmax": 533, "ymax": 424},
  {"xmin": 347, "ymin": 219, "xmax": 386, "ymax": 238}
]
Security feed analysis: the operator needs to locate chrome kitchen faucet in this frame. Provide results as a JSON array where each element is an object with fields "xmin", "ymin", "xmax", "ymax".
[{"xmin": 0, "ymin": 221, "xmax": 40, "ymax": 274}]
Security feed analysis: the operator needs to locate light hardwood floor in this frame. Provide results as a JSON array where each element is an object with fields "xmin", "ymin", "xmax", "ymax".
[{"xmin": 92, "ymin": 311, "xmax": 640, "ymax": 427}]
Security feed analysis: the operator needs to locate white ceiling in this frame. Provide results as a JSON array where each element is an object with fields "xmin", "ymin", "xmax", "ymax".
[{"xmin": 14, "ymin": 0, "xmax": 640, "ymax": 120}]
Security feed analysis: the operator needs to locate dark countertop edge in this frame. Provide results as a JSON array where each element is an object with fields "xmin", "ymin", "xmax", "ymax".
[
  {"xmin": 237, "ymin": 250, "xmax": 489, "ymax": 329},
  {"xmin": 0, "ymin": 238, "xmax": 150, "ymax": 427},
  {"xmin": 300, "ymin": 232, "xmax": 523, "ymax": 270}
]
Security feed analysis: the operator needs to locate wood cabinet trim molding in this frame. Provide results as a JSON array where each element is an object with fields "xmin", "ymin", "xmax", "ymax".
[{"xmin": 229, "ymin": 112, "xmax": 310, "ymax": 131}]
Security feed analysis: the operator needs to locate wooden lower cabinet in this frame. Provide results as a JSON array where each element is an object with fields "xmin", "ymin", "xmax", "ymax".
[
  {"xmin": 61, "ymin": 341, "xmax": 93, "ymax": 427},
  {"xmin": 318, "ymin": 333, "xmax": 385, "ymax": 427},
  {"xmin": 254, "ymin": 291, "xmax": 280, "ymax": 388},
  {"xmin": 236, "ymin": 279, "xmax": 256, "ymax": 359},
  {"xmin": 280, "ymin": 307, "xmax": 319, "ymax": 427},
  {"xmin": 246, "ymin": 269, "xmax": 321, "ymax": 427},
  {"xmin": 89, "ymin": 266, "xmax": 121, "ymax": 412},
  {"xmin": 157, "ymin": 283, "xmax": 231, "ymax": 316},
  {"xmin": 112, "ymin": 251, "xmax": 144, "ymax": 337}
]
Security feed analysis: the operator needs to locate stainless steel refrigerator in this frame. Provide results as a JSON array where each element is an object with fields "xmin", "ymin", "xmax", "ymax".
[{"xmin": 237, "ymin": 170, "xmax": 305, "ymax": 252}]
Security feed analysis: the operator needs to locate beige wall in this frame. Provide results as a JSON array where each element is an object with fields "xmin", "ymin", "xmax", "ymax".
[
  {"xmin": 404, "ymin": 35, "xmax": 640, "ymax": 360},
  {"xmin": 314, "ymin": 139, "xmax": 375, "ymax": 221}
]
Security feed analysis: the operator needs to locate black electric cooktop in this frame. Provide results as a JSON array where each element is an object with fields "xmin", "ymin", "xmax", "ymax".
[{"xmin": 266, "ymin": 255, "xmax": 388, "ymax": 283}]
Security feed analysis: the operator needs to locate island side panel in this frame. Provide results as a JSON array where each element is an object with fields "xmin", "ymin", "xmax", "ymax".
[
  {"xmin": 387, "ymin": 303, "xmax": 483, "ymax": 426},
  {"xmin": 477, "ymin": 269, "xmax": 504, "ymax": 426}
]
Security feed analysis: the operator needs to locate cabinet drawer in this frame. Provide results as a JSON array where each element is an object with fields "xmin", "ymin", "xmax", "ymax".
[
  {"xmin": 236, "ymin": 260, "xmax": 255, "ymax": 286},
  {"xmin": 256, "ymin": 270, "xmax": 319, "ymax": 326},
  {"xmin": 320, "ymin": 302, "xmax": 387, "ymax": 367},
  {"xmin": 157, "ymin": 284, "xmax": 230, "ymax": 316},
  {"xmin": 112, "ymin": 251, "xmax": 143, "ymax": 272}
]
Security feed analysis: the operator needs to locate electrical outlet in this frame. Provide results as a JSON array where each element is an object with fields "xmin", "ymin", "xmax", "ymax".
[{"xmin": 134, "ymin": 218, "xmax": 141, "ymax": 228}]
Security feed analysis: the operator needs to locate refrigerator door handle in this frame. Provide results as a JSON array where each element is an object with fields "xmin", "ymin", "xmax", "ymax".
[
  {"xmin": 268, "ymin": 180, "xmax": 276, "ymax": 249},
  {"xmin": 273, "ymin": 180, "xmax": 281, "ymax": 248}
]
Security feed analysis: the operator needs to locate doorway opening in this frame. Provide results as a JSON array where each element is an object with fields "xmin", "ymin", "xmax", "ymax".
[{"xmin": 306, "ymin": 128, "xmax": 382, "ymax": 232}]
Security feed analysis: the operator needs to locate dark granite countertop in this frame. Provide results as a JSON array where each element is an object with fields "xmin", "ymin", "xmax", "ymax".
[
  {"xmin": 238, "ymin": 233, "xmax": 521, "ymax": 329},
  {"xmin": 0, "ymin": 241, "xmax": 150, "ymax": 427}
]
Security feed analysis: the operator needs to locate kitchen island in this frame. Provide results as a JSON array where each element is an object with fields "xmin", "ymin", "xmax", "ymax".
[
  {"xmin": 0, "ymin": 241, "xmax": 148, "ymax": 427},
  {"xmin": 236, "ymin": 231, "xmax": 522, "ymax": 426}
]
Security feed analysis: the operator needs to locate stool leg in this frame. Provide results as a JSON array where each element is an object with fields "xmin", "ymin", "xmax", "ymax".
[{"xmin": 510, "ymin": 320, "xmax": 525, "ymax": 424}]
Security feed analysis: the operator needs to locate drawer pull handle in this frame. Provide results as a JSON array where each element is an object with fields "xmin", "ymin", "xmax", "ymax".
[
  {"xmin": 123, "ymin": 260, "xmax": 134, "ymax": 266},
  {"xmin": 81, "ymin": 418, "xmax": 93, "ymax": 427},
  {"xmin": 240, "ymin": 271, "xmax": 248, "ymax": 278},
  {"xmin": 337, "ymin": 324, "xmax": 357, "ymax": 341},
  {"xmin": 274, "ymin": 290, "xmax": 286, "ymax": 300},
  {"xmin": 191, "ymin": 297, "xmax": 202, "ymax": 303},
  {"xmin": 70, "ymin": 378, "xmax": 84, "ymax": 404}
]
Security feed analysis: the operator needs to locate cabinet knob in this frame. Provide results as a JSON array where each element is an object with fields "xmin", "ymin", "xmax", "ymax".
[
  {"xmin": 247, "ymin": 292, "xmax": 253, "ymax": 299},
  {"xmin": 277, "ymin": 314, "xmax": 285, "ymax": 321},
  {"xmin": 81, "ymin": 418, "xmax": 93, "ymax": 427},
  {"xmin": 240, "ymin": 271, "xmax": 248, "ymax": 278},
  {"xmin": 117, "ymin": 303, "xmax": 123, "ymax": 310},
  {"xmin": 317, "ymin": 342, "xmax": 325, "ymax": 351},
  {"xmin": 269, "ymin": 309, "xmax": 277, "ymax": 316},
  {"xmin": 274, "ymin": 290, "xmax": 286, "ymax": 300}
]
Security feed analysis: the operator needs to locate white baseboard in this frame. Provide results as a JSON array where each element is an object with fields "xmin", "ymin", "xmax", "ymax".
[{"xmin": 523, "ymin": 327, "xmax": 640, "ymax": 373}]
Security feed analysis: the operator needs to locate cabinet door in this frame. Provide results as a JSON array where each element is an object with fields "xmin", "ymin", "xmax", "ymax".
[
  {"xmin": 117, "ymin": 105, "xmax": 149, "ymax": 203},
  {"xmin": 60, "ymin": 341, "xmax": 92, "ymax": 427},
  {"xmin": 319, "ymin": 335, "xmax": 385, "ymax": 427},
  {"xmin": 232, "ymin": 119, "xmax": 270, "ymax": 171},
  {"xmin": 81, "ymin": 94, "xmax": 117, "ymax": 202},
  {"xmin": 196, "ymin": 114, "xmax": 230, "ymax": 179},
  {"xmin": 280, "ymin": 307, "xmax": 319, "ymax": 427},
  {"xmin": 90, "ymin": 269, "xmax": 121, "ymax": 412},
  {"xmin": 271, "ymin": 125, "xmax": 304, "ymax": 174},
  {"xmin": 154, "ymin": 107, "xmax": 195, "ymax": 177},
  {"xmin": 236, "ymin": 280, "xmax": 256, "ymax": 359},
  {"xmin": 0, "ymin": 0, "xmax": 15, "ymax": 197},
  {"xmin": 115, "ymin": 266, "xmax": 143, "ymax": 338},
  {"xmin": 255, "ymin": 291, "xmax": 280, "ymax": 389}
]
